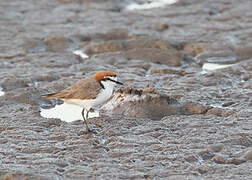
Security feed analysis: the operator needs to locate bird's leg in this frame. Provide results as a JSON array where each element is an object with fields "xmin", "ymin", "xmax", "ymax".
[{"xmin": 81, "ymin": 108, "xmax": 90, "ymax": 132}]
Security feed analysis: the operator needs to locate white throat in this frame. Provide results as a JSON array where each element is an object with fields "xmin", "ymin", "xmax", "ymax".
[
  {"xmin": 93, "ymin": 79, "xmax": 116, "ymax": 107},
  {"xmin": 101, "ymin": 76, "xmax": 117, "ymax": 89}
]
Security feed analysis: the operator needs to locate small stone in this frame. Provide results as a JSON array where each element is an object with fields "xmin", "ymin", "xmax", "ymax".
[
  {"xmin": 181, "ymin": 103, "xmax": 208, "ymax": 115},
  {"xmin": 150, "ymin": 68, "xmax": 186, "ymax": 76},
  {"xmin": 241, "ymin": 148, "xmax": 252, "ymax": 161},
  {"xmin": 212, "ymin": 154, "xmax": 227, "ymax": 164},
  {"xmin": 48, "ymin": 135, "xmax": 67, "ymax": 141},
  {"xmin": 206, "ymin": 144, "xmax": 224, "ymax": 152},
  {"xmin": 96, "ymin": 28, "xmax": 129, "ymax": 41},
  {"xmin": 54, "ymin": 159, "xmax": 69, "ymax": 168},
  {"xmin": 2, "ymin": 76, "xmax": 30, "ymax": 91},
  {"xmin": 185, "ymin": 155, "xmax": 198, "ymax": 163},
  {"xmin": 231, "ymin": 137, "xmax": 252, "ymax": 147},
  {"xmin": 44, "ymin": 37, "xmax": 73, "ymax": 52},
  {"xmin": 226, "ymin": 158, "xmax": 246, "ymax": 165},
  {"xmin": 208, "ymin": 7, "xmax": 220, "ymax": 15},
  {"xmin": 78, "ymin": 130, "xmax": 87, "ymax": 135},
  {"xmin": 23, "ymin": 38, "xmax": 47, "ymax": 53},
  {"xmin": 222, "ymin": 101, "xmax": 236, "ymax": 107},
  {"xmin": 1, "ymin": 173, "xmax": 15, "ymax": 180},
  {"xmin": 57, "ymin": 168, "xmax": 65, "ymax": 172},
  {"xmin": 85, "ymin": 41, "xmax": 123, "ymax": 54},
  {"xmin": 234, "ymin": 45, "xmax": 252, "ymax": 60},
  {"xmin": 197, "ymin": 167, "xmax": 208, "ymax": 174},
  {"xmin": 156, "ymin": 23, "xmax": 169, "ymax": 32},
  {"xmin": 207, "ymin": 107, "xmax": 233, "ymax": 117},
  {"xmin": 183, "ymin": 44, "xmax": 206, "ymax": 57},
  {"xmin": 32, "ymin": 73, "xmax": 60, "ymax": 82},
  {"xmin": 39, "ymin": 119, "xmax": 62, "ymax": 128},
  {"xmin": 198, "ymin": 150, "xmax": 215, "ymax": 160},
  {"xmin": 242, "ymin": 74, "xmax": 252, "ymax": 81}
]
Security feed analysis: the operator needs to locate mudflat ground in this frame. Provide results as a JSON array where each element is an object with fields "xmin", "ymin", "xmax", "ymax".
[{"xmin": 0, "ymin": 0, "xmax": 252, "ymax": 179}]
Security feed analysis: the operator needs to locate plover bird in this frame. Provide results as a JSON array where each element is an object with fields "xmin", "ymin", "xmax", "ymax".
[{"xmin": 42, "ymin": 71, "xmax": 123, "ymax": 132}]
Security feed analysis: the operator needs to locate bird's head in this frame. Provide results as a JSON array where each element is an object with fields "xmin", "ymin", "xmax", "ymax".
[{"xmin": 94, "ymin": 71, "xmax": 123, "ymax": 89}]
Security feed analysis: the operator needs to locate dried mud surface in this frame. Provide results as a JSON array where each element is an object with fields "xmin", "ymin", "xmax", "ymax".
[{"xmin": 0, "ymin": 0, "xmax": 252, "ymax": 179}]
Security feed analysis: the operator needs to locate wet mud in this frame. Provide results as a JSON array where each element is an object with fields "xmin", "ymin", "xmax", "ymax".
[{"xmin": 0, "ymin": 0, "xmax": 252, "ymax": 179}]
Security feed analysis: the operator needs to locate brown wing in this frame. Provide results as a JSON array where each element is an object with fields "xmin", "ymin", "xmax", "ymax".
[{"xmin": 42, "ymin": 76, "xmax": 102, "ymax": 100}]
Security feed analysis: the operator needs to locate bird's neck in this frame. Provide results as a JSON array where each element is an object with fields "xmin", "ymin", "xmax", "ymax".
[{"xmin": 100, "ymin": 81, "xmax": 115, "ymax": 90}]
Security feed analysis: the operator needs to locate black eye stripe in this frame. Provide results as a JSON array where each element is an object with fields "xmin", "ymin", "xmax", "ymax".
[
  {"xmin": 99, "ymin": 81, "xmax": 105, "ymax": 89},
  {"xmin": 103, "ymin": 77, "xmax": 116, "ymax": 81},
  {"xmin": 102, "ymin": 78, "xmax": 123, "ymax": 85}
]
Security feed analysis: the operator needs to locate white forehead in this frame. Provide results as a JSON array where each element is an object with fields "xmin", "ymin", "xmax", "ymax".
[{"xmin": 105, "ymin": 76, "xmax": 117, "ymax": 81}]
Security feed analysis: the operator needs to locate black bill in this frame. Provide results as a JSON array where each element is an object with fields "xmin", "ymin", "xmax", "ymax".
[{"xmin": 106, "ymin": 78, "xmax": 123, "ymax": 85}]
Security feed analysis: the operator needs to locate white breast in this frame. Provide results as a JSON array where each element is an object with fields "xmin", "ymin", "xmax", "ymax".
[{"xmin": 92, "ymin": 82, "xmax": 114, "ymax": 107}]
